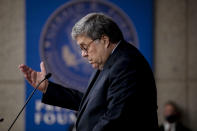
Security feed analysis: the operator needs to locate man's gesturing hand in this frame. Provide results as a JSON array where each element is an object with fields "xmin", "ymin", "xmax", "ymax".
[{"xmin": 18, "ymin": 61, "xmax": 48, "ymax": 93}]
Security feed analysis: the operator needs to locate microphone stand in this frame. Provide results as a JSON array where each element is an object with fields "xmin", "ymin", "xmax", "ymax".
[{"xmin": 8, "ymin": 73, "xmax": 52, "ymax": 131}]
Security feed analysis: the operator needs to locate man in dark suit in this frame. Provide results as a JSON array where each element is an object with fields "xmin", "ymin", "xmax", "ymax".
[
  {"xmin": 19, "ymin": 13, "xmax": 158, "ymax": 131},
  {"xmin": 159, "ymin": 101, "xmax": 191, "ymax": 131}
]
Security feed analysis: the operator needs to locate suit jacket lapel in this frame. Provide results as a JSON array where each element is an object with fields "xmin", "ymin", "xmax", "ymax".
[
  {"xmin": 76, "ymin": 69, "xmax": 100, "ymax": 127},
  {"xmin": 79, "ymin": 69, "xmax": 100, "ymax": 110}
]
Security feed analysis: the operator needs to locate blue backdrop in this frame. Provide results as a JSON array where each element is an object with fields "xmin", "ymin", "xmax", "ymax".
[{"xmin": 25, "ymin": 0, "xmax": 153, "ymax": 130}]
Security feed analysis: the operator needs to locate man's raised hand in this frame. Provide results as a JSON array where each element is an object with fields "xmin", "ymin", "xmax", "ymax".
[{"xmin": 18, "ymin": 61, "xmax": 48, "ymax": 93}]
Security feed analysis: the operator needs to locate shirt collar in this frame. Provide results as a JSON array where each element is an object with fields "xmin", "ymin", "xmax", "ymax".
[
  {"xmin": 111, "ymin": 40, "xmax": 121, "ymax": 54},
  {"xmin": 101, "ymin": 40, "xmax": 122, "ymax": 70},
  {"xmin": 164, "ymin": 121, "xmax": 176, "ymax": 131}
]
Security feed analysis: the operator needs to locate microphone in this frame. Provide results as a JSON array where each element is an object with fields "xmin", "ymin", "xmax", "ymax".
[
  {"xmin": 0, "ymin": 117, "xmax": 4, "ymax": 122},
  {"xmin": 8, "ymin": 73, "xmax": 52, "ymax": 131},
  {"xmin": 45, "ymin": 73, "xmax": 52, "ymax": 79}
]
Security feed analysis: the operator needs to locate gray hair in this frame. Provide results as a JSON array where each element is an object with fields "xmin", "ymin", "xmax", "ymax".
[{"xmin": 71, "ymin": 12, "xmax": 123, "ymax": 43}]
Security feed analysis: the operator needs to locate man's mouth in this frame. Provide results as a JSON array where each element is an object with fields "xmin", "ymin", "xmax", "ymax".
[
  {"xmin": 88, "ymin": 59, "xmax": 93, "ymax": 64},
  {"xmin": 89, "ymin": 61, "xmax": 93, "ymax": 64}
]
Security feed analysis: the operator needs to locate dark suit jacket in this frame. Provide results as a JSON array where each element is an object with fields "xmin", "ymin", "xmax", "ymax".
[{"xmin": 42, "ymin": 40, "xmax": 158, "ymax": 131}]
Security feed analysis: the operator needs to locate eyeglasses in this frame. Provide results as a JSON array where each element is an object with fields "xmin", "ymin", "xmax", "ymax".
[{"xmin": 79, "ymin": 39, "xmax": 98, "ymax": 54}]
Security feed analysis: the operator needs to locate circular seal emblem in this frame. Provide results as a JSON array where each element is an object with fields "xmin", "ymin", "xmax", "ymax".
[{"xmin": 40, "ymin": 0, "xmax": 138, "ymax": 92}]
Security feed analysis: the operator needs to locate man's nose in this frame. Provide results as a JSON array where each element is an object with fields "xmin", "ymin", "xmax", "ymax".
[{"xmin": 81, "ymin": 51, "xmax": 88, "ymax": 57}]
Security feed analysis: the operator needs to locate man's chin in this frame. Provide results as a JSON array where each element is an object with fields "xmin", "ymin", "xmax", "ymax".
[{"xmin": 91, "ymin": 63, "xmax": 99, "ymax": 69}]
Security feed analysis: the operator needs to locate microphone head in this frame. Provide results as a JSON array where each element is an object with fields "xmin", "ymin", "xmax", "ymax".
[
  {"xmin": 0, "ymin": 118, "xmax": 4, "ymax": 122},
  {"xmin": 45, "ymin": 73, "xmax": 52, "ymax": 79}
]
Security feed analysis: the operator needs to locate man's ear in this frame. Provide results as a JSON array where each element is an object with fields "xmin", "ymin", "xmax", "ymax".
[{"xmin": 102, "ymin": 35, "xmax": 110, "ymax": 48}]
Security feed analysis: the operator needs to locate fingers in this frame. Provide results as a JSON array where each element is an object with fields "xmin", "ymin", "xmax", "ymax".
[
  {"xmin": 30, "ymin": 71, "xmax": 37, "ymax": 85},
  {"xmin": 40, "ymin": 61, "xmax": 46, "ymax": 75},
  {"xmin": 18, "ymin": 64, "xmax": 31, "ymax": 74},
  {"xmin": 18, "ymin": 63, "xmax": 47, "ymax": 91},
  {"xmin": 18, "ymin": 64, "xmax": 33, "ymax": 83},
  {"xmin": 18, "ymin": 64, "xmax": 27, "ymax": 72},
  {"xmin": 26, "ymin": 68, "xmax": 34, "ymax": 83},
  {"xmin": 18, "ymin": 64, "xmax": 29, "ymax": 75}
]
